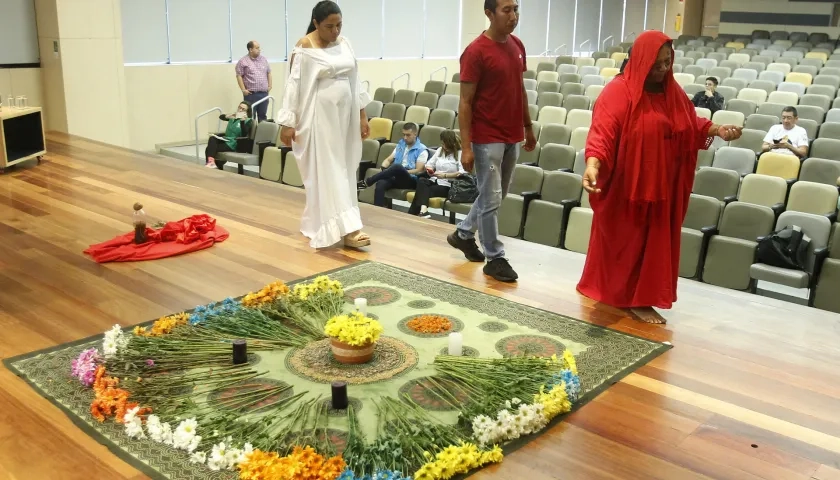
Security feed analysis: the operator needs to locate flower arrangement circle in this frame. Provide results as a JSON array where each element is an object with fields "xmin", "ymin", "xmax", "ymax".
[
  {"xmin": 66, "ymin": 275, "xmax": 585, "ymax": 480},
  {"xmin": 406, "ymin": 315, "xmax": 452, "ymax": 334},
  {"xmin": 324, "ymin": 311, "xmax": 384, "ymax": 365}
]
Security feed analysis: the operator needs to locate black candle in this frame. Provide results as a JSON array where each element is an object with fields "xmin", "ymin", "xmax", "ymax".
[
  {"xmin": 232, "ymin": 339, "xmax": 247, "ymax": 364},
  {"xmin": 331, "ymin": 381, "xmax": 348, "ymax": 409}
]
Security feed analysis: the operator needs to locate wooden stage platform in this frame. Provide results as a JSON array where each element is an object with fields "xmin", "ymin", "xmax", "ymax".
[{"xmin": 1, "ymin": 133, "xmax": 840, "ymax": 480}]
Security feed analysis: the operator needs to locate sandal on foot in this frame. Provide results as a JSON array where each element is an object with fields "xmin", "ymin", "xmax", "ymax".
[{"xmin": 344, "ymin": 233, "xmax": 370, "ymax": 248}]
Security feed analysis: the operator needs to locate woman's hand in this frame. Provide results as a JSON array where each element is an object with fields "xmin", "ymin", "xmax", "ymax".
[
  {"xmin": 717, "ymin": 125, "xmax": 743, "ymax": 141},
  {"xmin": 360, "ymin": 115, "xmax": 370, "ymax": 140},
  {"xmin": 280, "ymin": 126, "xmax": 296, "ymax": 146},
  {"xmin": 583, "ymin": 165, "xmax": 601, "ymax": 194}
]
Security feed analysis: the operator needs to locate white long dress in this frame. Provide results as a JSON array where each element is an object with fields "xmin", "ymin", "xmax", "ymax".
[{"xmin": 277, "ymin": 37, "xmax": 372, "ymax": 248}]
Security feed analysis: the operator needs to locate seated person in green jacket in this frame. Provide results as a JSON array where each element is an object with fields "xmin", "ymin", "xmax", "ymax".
[{"xmin": 205, "ymin": 101, "xmax": 253, "ymax": 169}]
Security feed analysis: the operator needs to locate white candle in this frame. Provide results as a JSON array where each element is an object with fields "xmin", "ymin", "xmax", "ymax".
[
  {"xmin": 448, "ymin": 332, "xmax": 463, "ymax": 356},
  {"xmin": 354, "ymin": 297, "xmax": 367, "ymax": 315}
]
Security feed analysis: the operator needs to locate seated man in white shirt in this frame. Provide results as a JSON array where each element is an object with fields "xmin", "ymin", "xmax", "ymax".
[{"xmin": 762, "ymin": 106, "xmax": 809, "ymax": 159}]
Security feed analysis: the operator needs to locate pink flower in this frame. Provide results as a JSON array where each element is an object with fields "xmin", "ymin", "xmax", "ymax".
[
  {"xmin": 146, "ymin": 359, "xmax": 155, "ymax": 366},
  {"xmin": 71, "ymin": 348, "xmax": 101, "ymax": 387}
]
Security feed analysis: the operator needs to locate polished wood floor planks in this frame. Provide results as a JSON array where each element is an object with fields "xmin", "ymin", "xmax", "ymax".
[{"xmin": 0, "ymin": 132, "xmax": 839, "ymax": 480}]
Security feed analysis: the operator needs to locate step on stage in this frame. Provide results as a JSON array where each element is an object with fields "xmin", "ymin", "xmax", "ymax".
[{"xmin": 1, "ymin": 133, "xmax": 839, "ymax": 480}]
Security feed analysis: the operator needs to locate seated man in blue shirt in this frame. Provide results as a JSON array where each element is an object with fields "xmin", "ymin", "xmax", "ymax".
[{"xmin": 358, "ymin": 122, "xmax": 428, "ymax": 207}]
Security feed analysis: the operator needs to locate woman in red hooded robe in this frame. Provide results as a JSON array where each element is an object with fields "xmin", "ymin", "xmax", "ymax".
[{"xmin": 577, "ymin": 30, "xmax": 742, "ymax": 324}]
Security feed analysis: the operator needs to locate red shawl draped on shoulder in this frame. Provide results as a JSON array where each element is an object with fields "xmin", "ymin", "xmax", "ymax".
[
  {"xmin": 576, "ymin": 30, "xmax": 713, "ymax": 309},
  {"xmin": 84, "ymin": 214, "xmax": 229, "ymax": 263}
]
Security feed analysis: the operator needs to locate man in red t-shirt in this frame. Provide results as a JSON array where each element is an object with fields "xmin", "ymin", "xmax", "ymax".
[{"xmin": 446, "ymin": 0, "xmax": 537, "ymax": 282}]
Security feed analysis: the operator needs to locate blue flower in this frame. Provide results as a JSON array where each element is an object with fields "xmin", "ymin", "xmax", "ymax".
[
  {"xmin": 188, "ymin": 298, "xmax": 242, "ymax": 325},
  {"xmin": 545, "ymin": 369, "xmax": 581, "ymax": 403},
  {"xmin": 337, "ymin": 469, "xmax": 410, "ymax": 480}
]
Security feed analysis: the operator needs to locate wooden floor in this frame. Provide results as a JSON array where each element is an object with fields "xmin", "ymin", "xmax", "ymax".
[{"xmin": 2, "ymin": 133, "xmax": 840, "ymax": 480}]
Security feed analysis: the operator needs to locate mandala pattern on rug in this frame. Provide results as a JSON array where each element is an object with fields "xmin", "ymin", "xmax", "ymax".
[
  {"xmin": 478, "ymin": 321, "xmax": 509, "ymax": 332},
  {"xmin": 398, "ymin": 376, "xmax": 471, "ymax": 412},
  {"xmin": 407, "ymin": 299, "xmax": 436, "ymax": 309},
  {"xmin": 206, "ymin": 378, "xmax": 294, "ymax": 413},
  {"xmin": 397, "ymin": 313, "xmax": 464, "ymax": 338},
  {"xmin": 285, "ymin": 336, "xmax": 418, "ymax": 385},
  {"xmin": 344, "ymin": 286, "xmax": 401, "ymax": 306},
  {"xmin": 495, "ymin": 335, "xmax": 566, "ymax": 358},
  {"xmin": 438, "ymin": 346, "xmax": 480, "ymax": 357},
  {"xmin": 319, "ymin": 397, "xmax": 364, "ymax": 417}
]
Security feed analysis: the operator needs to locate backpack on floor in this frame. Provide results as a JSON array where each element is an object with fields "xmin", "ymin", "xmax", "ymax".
[
  {"xmin": 448, "ymin": 174, "xmax": 479, "ymax": 203},
  {"xmin": 756, "ymin": 225, "xmax": 811, "ymax": 270}
]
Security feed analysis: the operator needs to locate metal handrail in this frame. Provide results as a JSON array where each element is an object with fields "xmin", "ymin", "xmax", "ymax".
[
  {"xmin": 429, "ymin": 66, "xmax": 448, "ymax": 82},
  {"xmin": 624, "ymin": 32, "xmax": 636, "ymax": 42},
  {"xmin": 602, "ymin": 36, "xmax": 615, "ymax": 50},
  {"xmin": 537, "ymin": 49, "xmax": 551, "ymax": 56},
  {"xmin": 391, "ymin": 72, "xmax": 410, "ymax": 89},
  {"xmin": 195, "ymin": 107, "xmax": 223, "ymax": 161},
  {"xmin": 553, "ymin": 44, "xmax": 568, "ymax": 56},
  {"xmin": 250, "ymin": 95, "xmax": 275, "ymax": 122},
  {"xmin": 361, "ymin": 80, "xmax": 370, "ymax": 92},
  {"xmin": 578, "ymin": 40, "xmax": 591, "ymax": 55}
]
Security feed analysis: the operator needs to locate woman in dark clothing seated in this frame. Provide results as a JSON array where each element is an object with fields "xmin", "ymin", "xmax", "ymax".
[{"xmin": 205, "ymin": 101, "xmax": 253, "ymax": 169}]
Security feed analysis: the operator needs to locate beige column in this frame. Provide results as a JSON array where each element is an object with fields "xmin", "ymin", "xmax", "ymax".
[
  {"xmin": 34, "ymin": 0, "xmax": 129, "ymax": 147},
  {"xmin": 461, "ymin": 0, "xmax": 489, "ymax": 52}
]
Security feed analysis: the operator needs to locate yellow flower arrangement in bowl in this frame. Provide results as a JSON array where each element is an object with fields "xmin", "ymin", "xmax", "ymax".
[{"xmin": 324, "ymin": 311, "xmax": 384, "ymax": 364}]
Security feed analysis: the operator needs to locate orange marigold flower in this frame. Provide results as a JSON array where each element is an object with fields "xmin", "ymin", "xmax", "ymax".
[{"xmin": 406, "ymin": 315, "xmax": 453, "ymax": 334}]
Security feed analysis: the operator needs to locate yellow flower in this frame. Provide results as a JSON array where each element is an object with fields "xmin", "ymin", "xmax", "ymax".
[
  {"xmin": 535, "ymin": 384, "xmax": 572, "ymax": 420},
  {"xmin": 324, "ymin": 312, "xmax": 383, "ymax": 346},
  {"xmin": 563, "ymin": 349, "xmax": 577, "ymax": 374}
]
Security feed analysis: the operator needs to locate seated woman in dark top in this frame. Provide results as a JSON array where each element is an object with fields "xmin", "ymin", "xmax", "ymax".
[
  {"xmin": 205, "ymin": 101, "xmax": 253, "ymax": 169},
  {"xmin": 691, "ymin": 77, "xmax": 724, "ymax": 115}
]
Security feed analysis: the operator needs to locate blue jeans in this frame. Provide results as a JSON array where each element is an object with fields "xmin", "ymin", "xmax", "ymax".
[
  {"xmin": 367, "ymin": 164, "xmax": 417, "ymax": 207},
  {"xmin": 457, "ymin": 143, "xmax": 519, "ymax": 261},
  {"xmin": 244, "ymin": 91, "xmax": 269, "ymax": 121}
]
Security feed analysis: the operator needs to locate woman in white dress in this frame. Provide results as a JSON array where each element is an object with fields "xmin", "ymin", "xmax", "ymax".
[{"xmin": 278, "ymin": 1, "xmax": 372, "ymax": 249}]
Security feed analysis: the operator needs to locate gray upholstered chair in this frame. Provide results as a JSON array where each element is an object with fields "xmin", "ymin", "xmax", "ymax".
[
  {"xmin": 749, "ymin": 211, "xmax": 832, "ymax": 306},
  {"xmin": 523, "ymin": 171, "xmax": 583, "ymax": 247},
  {"xmin": 562, "ymin": 190, "xmax": 592, "ymax": 253},
  {"xmin": 679, "ymin": 194, "xmax": 722, "ymax": 279},
  {"xmin": 498, "ymin": 165, "xmax": 545, "ymax": 238},
  {"xmin": 813, "ymin": 223, "xmax": 840, "ymax": 313},
  {"xmin": 701, "ymin": 202, "xmax": 776, "ymax": 290}
]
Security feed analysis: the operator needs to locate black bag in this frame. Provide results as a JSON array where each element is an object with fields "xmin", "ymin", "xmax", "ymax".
[
  {"xmin": 756, "ymin": 225, "xmax": 811, "ymax": 270},
  {"xmin": 448, "ymin": 174, "xmax": 479, "ymax": 203}
]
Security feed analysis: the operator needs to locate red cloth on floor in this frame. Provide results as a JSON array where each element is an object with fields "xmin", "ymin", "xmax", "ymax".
[
  {"xmin": 576, "ymin": 31, "xmax": 713, "ymax": 309},
  {"xmin": 84, "ymin": 214, "xmax": 229, "ymax": 263}
]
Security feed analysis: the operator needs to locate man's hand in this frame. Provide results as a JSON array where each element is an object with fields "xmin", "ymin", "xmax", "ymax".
[
  {"xmin": 705, "ymin": 90, "xmax": 713, "ymax": 97},
  {"xmin": 242, "ymin": 89, "xmax": 252, "ymax": 96},
  {"xmin": 461, "ymin": 148, "xmax": 475, "ymax": 173},
  {"xmin": 280, "ymin": 126, "xmax": 296, "ymax": 146},
  {"xmin": 523, "ymin": 126, "xmax": 537, "ymax": 152}
]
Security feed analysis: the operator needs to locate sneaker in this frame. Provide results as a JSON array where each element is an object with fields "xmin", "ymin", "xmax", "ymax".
[
  {"xmin": 447, "ymin": 231, "xmax": 485, "ymax": 262},
  {"xmin": 419, "ymin": 212, "xmax": 431, "ymax": 219},
  {"xmin": 357, "ymin": 180, "xmax": 368, "ymax": 190},
  {"xmin": 483, "ymin": 258, "xmax": 518, "ymax": 282}
]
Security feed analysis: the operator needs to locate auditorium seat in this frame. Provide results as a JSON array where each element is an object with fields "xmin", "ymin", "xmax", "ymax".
[
  {"xmin": 712, "ymin": 110, "xmax": 746, "ymax": 127},
  {"xmin": 404, "ymin": 106, "xmax": 430, "ymax": 125},
  {"xmin": 381, "ymin": 103, "xmax": 407, "ymax": 122},
  {"xmin": 810, "ymin": 138, "xmax": 840, "ymax": 161},
  {"xmin": 737, "ymin": 174, "xmax": 787, "ymax": 216},
  {"xmin": 729, "ymin": 128, "xmax": 766, "ymax": 155},
  {"xmin": 756, "ymin": 152, "xmax": 801, "ymax": 183},
  {"xmin": 374, "ymin": 87, "xmax": 395, "ymax": 103},
  {"xmin": 523, "ymin": 171, "xmax": 583, "ymax": 247},
  {"xmin": 693, "ymin": 166, "xmax": 740, "ymax": 202},
  {"xmin": 537, "ymin": 106, "xmax": 567, "ymax": 125},
  {"xmin": 389, "ymin": 121, "xmax": 407, "ymax": 143},
  {"xmin": 368, "ymin": 117, "xmax": 393, "ymax": 141},
  {"xmin": 799, "ymin": 94, "xmax": 831, "ymax": 113},
  {"xmin": 749, "ymin": 211, "xmax": 832, "ymax": 305},
  {"xmin": 680, "ymin": 193, "xmax": 722, "ymax": 279},
  {"xmin": 569, "ymin": 127, "xmax": 589, "ymax": 151},
  {"xmin": 538, "ymin": 144, "xmax": 576, "ymax": 171},
  {"xmin": 563, "ymin": 94, "xmax": 590, "ymax": 111},
  {"xmin": 498, "ymin": 165, "xmax": 545, "ymax": 238},
  {"xmin": 428, "ymin": 109, "xmax": 456, "ymax": 129},
  {"xmin": 697, "ymin": 148, "xmax": 715, "ymax": 169},
  {"xmin": 444, "ymin": 83, "xmax": 461, "ymax": 96},
  {"xmin": 701, "ymin": 202, "xmax": 776, "ymax": 290},
  {"xmin": 259, "ymin": 146, "xmax": 283, "ymax": 182},
  {"xmin": 413, "ymin": 92, "xmax": 439, "ymax": 110},
  {"xmin": 786, "ymin": 181, "xmax": 839, "ymax": 220},
  {"xmin": 799, "ymin": 158, "xmax": 840, "ymax": 186},
  {"xmin": 419, "ymin": 126, "xmax": 445, "ymax": 149},
  {"xmin": 282, "ymin": 151, "xmax": 303, "ymax": 187},
  {"xmin": 437, "ymin": 94, "xmax": 459, "ymax": 112},
  {"xmin": 562, "ymin": 190, "xmax": 592, "ymax": 253},
  {"xmin": 393, "ymin": 89, "xmax": 417, "ymax": 107},
  {"xmin": 813, "ymin": 223, "xmax": 840, "ymax": 313},
  {"xmin": 726, "ymin": 99, "xmax": 758, "ymax": 117},
  {"xmin": 423, "ymin": 80, "xmax": 445, "ymax": 96},
  {"xmin": 538, "ymin": 124, "xmax": 572, "ymax": 145},
  {"xmin": 517, "ymin": 143, "xmax": 541, "ymax": 165},
  {"xmin": 218, "ymin": 121, "xmax": 279, "ymax": 175},
  {"xmin": 713, "ymin": 146, "xmax": 757, "ymax": 176},
  {"xmin": 565, "ymin": 109, "xmax": 592, "ymax": 130},
  {"xmin": 537, "ymin": 92, "xmax": 563, "ymax": 109}
]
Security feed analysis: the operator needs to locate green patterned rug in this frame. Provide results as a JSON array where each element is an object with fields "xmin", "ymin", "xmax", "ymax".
[{"xmin": 3, "ymin": 261, "xmax": 670, "ymax": 480}]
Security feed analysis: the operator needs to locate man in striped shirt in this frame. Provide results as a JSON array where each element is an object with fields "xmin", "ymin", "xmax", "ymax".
[{"xmin": 235, "ymin": 41, "xmax": 272, "ymax": 121}]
